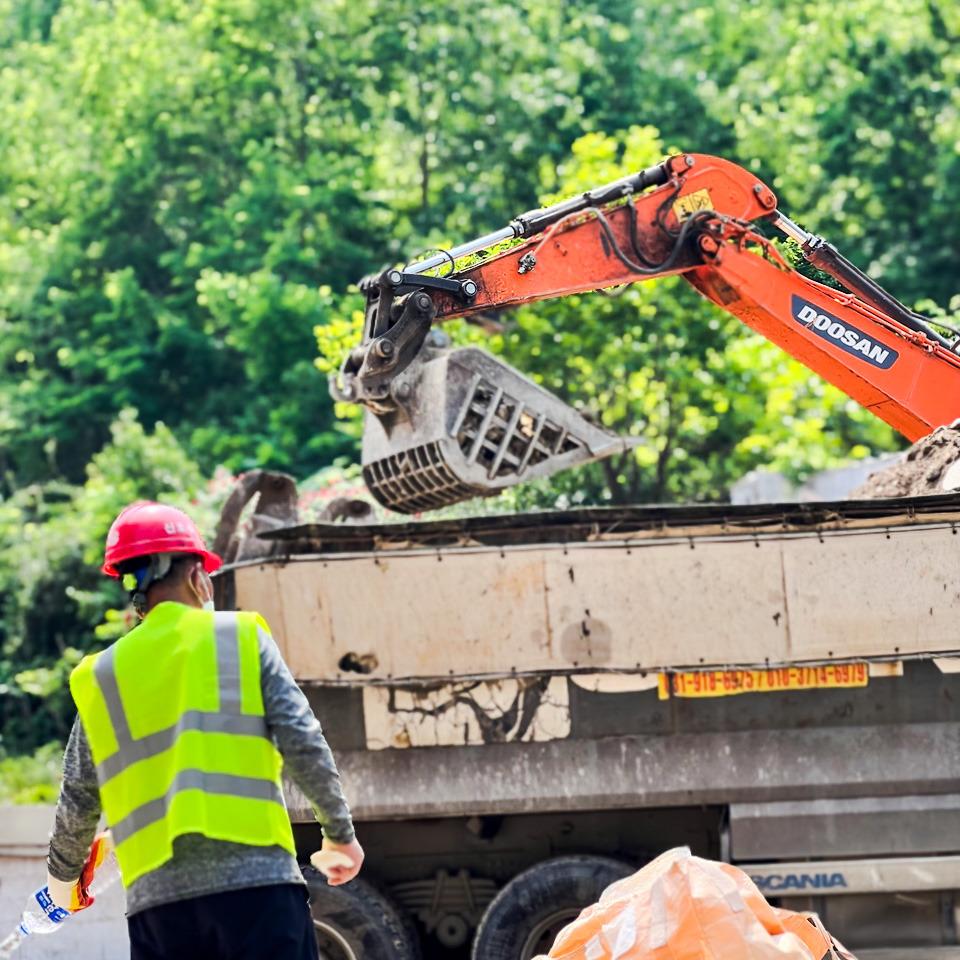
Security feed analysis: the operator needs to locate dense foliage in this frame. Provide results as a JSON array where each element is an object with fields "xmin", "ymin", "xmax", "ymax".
[{"xmin": 1, "ymin": 0, "xmax": 958, "ymax": 766}]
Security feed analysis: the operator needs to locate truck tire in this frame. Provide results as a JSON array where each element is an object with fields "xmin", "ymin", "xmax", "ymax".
[
  {"xmin": 303, "ymin": 866, "xmax": 420, "ymax": 960},
  {"xmin": 471, "ymin": 855, "xmax": 633, "ymax": 960}
]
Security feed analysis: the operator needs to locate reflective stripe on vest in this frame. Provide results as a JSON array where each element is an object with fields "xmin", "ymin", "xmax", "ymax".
[
  {"xmin": 111, "ymin": 769, "xmax": 285, "ymax": 846},
  {"xmin": 70, "ymin": 607, "xmax": 294, "ymax": 887}
]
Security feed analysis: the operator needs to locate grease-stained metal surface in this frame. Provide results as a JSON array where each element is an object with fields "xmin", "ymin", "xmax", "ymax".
[
  {"xmin": 731, "ymin": 795, "xmax": 960, "ymax": 859},
  {"xmin": 282, "ymin": 719, "xmax": 960, "ymax": 823},
  {"xmin": 362, "ymin": 677, "xmax": 570, "ymax": 749}
]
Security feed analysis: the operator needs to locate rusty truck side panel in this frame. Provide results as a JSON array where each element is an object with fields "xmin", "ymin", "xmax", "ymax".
[{"xmin": 227, "ymin": 497, "xmax": 960, "ymax": 684}]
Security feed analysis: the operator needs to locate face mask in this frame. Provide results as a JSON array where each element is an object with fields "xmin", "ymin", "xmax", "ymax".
[{"xmin": 203, "ymin": 570, "xmax": 216, "ymax": 612}]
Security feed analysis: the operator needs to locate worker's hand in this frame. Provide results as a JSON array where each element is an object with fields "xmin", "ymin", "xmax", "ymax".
[
  {"xmin": 310, "ymin": 836, "xmax": 364, "ymax": 886},
  {"xmin": 46, "ymin": 872, "xmax": 93, "ymax": 913},
  {"xmin": 46, "ymin": 832, "xmax": 111, "ymax": 913}
]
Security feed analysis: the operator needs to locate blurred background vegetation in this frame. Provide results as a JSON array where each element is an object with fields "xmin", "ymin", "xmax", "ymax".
[{"xmin": 1, "ymin": 0, "xmax": 958, "ymax": 788}]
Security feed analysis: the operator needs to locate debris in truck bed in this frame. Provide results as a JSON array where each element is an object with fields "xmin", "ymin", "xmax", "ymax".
[{"xmin": 851, "ymin": 424, "xmax": 960, "ymax": 498}]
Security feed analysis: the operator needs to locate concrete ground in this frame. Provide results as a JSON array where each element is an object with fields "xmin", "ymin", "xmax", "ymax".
[{"xmin": 0, "ymin": 805, "xmax": 128, "ymax": 959}]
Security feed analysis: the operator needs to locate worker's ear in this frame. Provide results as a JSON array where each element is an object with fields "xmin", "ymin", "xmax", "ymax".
[
  {"xmin": 192, "ymin": 562, "xmax": 215, "ymax": 612},
  {"xmin": 186, "ymin": 561, "xmax": 211, "ymax": 609}
]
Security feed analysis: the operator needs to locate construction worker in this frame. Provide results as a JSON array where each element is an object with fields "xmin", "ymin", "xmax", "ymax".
[{"xmin": 45, "ymin": 501, "xmax": 363, "ymax": 959}]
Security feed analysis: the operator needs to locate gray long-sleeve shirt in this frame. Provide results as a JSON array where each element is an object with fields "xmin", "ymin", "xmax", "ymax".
[{"xmin": 48, "ymin": 623, "xmax": 354, "ymax": 916}]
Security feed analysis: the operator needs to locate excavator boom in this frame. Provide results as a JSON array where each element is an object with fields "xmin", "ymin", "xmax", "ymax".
[{"xmin": 334, "ymin": 153, "xmax": 960, "ymax": 512}]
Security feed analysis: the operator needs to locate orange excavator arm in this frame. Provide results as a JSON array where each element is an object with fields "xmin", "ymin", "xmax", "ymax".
[{"xmin": 336, "ymin": 153, "xmax": 960, "ymax": 512}]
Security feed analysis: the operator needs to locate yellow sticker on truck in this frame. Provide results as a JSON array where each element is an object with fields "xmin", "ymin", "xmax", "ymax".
[
  {"xmin": 657, "ymin": 662, "xmax": 869, "ymax": 700},
  {"xmin": 672, "ymin": 188, "xmax": 713, "ymax": 221}
]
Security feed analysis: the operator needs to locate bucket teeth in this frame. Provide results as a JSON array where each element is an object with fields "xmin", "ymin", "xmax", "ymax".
[{"xmin": 361, "ymin": 347, "xmax": 629, "ymax": 513}]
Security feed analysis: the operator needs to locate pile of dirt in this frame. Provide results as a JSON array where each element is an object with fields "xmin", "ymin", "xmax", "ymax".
[{"xmin": 852, "ymin": 424, "xmax": 960, "ymax": 498}]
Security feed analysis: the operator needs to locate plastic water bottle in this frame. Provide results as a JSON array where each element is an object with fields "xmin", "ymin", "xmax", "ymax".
[{"xmin": 0, "ymin": 837, "xmax": 120, "ymax": 957}]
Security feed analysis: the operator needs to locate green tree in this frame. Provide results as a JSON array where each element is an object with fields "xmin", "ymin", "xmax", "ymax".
[
  {"xmin": 668, "ymin": 0, "xmax": 960, "ymax": 305},
  {"xmin": 0, "ymin": 0, "xmax": 377, "ymax": 487},
  {"xmin": 4, "ymin": 0, "xmax": 958, "ymax": 774},
  {"xmin": 0, "ymin": 410, "xmax": 215, "ymax": 754}
]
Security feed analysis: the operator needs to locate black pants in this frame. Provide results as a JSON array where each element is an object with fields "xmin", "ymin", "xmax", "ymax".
[{"xmin": 127, "ymin": 883, "xmax": 319, "ymax": 960}]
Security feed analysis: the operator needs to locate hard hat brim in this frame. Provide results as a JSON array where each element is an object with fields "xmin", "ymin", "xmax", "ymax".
[{"xmin": 103, "ymin": 547, "xmax": 223, "ymax": 579}]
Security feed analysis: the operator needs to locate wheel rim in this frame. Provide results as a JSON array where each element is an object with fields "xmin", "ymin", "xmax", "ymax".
[
  {"xmin": 314, "ymin": 920, "xmax": 359, "ymax": 960},
  {"xmin": 520, "ymin": 909, "xmax": 580, "ymax": 959}
]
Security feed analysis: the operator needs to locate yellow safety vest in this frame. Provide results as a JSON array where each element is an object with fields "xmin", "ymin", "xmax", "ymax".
[{"xmin": 70, "ymin": 603, "xmax": 295, "ymax": 887}]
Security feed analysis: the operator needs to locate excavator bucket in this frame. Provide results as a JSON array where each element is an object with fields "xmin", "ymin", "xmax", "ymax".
[{"xmin": 360, "ymin": 345, "xmax": 630, "ymax": 513}]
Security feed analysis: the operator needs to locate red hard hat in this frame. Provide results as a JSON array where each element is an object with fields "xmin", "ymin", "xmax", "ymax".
[{"xmin": 102, "ymin": 501, "xmax": 222, "ymax": 577}]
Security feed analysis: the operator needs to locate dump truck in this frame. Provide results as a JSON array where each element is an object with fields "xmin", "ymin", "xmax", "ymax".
[
  {"xmin": 214, "ymin": 489, "xmax": 960, "ymax": 960},
  {"xmin": 217, "ymin": 153, "xmax": 960, "ymax": 958}
]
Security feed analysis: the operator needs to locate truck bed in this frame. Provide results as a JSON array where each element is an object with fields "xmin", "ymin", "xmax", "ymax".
[{"xmin": 220, "ymin": 492, "xmax": 960, "ymax": 683}]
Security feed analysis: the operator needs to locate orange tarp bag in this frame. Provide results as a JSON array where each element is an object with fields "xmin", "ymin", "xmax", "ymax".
[{"xmin": 536, "ymin": 847, "xmax": 844, "ymax": 960}]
